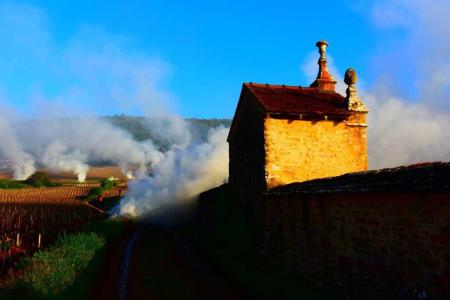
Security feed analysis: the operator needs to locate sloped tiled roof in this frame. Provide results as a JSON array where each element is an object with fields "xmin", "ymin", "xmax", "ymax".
[
  {"xmin": 244, "ymin": 83, "xmax": 349, "ymax": 117},
  {"xmin": 267, "ymin": 162, "xmax": 450, "ymax": 195}
]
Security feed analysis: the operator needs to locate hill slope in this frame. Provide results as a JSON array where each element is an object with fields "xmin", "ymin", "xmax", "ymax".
[{"xmin": 105, "ymin": 115, "xmax": 231, "ymax": 149}]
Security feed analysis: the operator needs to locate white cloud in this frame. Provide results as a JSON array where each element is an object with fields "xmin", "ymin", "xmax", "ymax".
[{"xmin": 349, "ymin": 0, "xmax": 450, "ymax": 168}]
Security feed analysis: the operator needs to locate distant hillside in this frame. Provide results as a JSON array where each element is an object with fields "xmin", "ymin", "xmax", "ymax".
[{"xmin": 104, "ymin": 115, "xmax": 231, "ymax": 149}]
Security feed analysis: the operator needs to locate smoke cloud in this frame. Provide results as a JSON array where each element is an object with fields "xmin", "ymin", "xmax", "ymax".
[
  {"xmin": 9, "ymin": 117, "xmax": 166, "ymax": 181},
  {"xmin": 0, "ymin": 2, "xmax": 230, "ymax": 221},
  {"xmin": 0, "ymin": 2, "xmax": 173, "ymax": 182},
  {"xmin": 118, "ymin": 126, "xmax": 229, "ymax": 220},
  {"xmin": 365, "ymin": 93, "xmax": 450, "ymax": 169},
  {"xmin": 0, "ymin": 107, "xmax": 35, "ymax": 179},
  {"xmin": 363, "ymin": 0, "xmax": 450, "ymax": 168}
]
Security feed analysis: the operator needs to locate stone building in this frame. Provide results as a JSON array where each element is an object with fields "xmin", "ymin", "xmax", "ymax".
[
  {"xmin": 223, "ymin": 41, "xmax": 450, "ymax": 298},
  {"xmin": 227, "ymin": 41, "xmax": 368, "ymax": 202}
]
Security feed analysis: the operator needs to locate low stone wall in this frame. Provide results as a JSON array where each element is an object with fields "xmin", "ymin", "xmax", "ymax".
[{"xmin": 261, "ymin": 191, "xmax": 450, "ymax": 299}]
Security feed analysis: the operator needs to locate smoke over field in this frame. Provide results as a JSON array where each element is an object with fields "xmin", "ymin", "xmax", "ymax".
[
  {"xmin": 15, "ymin": 117, "xmax": 168, "ymax": 181},
  {"xmin": 0, "ymin": 112, "xmax": 35, "ymax": 180},
  {"xmin": 0, "ymin": 113, "xmax": 230, "ymax": 219},
  {"xmin": 0, "ymin": 1, "xmax": 232, "ymax": 220},
  {"xmin": 118, "ymin": 126, "xmax": 229, "ymax": 219},
  {"xmin": 0, "ymin": 98, "xmax": 231, "ymax": 221}
]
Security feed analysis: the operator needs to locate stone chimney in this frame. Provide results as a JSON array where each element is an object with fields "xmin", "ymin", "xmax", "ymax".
[{"xmin": 310, "ymin": 40, "xmax": 337, "ymax": 92}]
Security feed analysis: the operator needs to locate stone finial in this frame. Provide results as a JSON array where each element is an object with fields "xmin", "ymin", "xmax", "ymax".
[
  {"xmin": 345, "ymin": 68, "xmax": 367, "ymax": 112},
  {"xmin": 316, "ymin": 40, "xmax": 328, "ymax": 59},
  {"xmin": 344, "ymin": 68, "xmax": 357, "ymax": 86},
  {"xmin": 310, "ymin": 41, "xmax": 337, "ymax": 92}
]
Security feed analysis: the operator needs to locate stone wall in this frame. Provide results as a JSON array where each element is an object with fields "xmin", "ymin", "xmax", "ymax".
[
  {"xmin": 264, "ymin": 113, "xmax": 367, "ymax": 189},
  {"xmin": 261, "ymin": 191, "xmax": 450, "ymax": 299},
  {"xmin": 228, "ymin": 90, "xmax": 267, "ymax": 203}
]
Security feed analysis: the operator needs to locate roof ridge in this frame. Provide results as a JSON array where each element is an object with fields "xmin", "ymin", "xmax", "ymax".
[
  {"xmin": 267, "ymin": 161, "xmax": 450, "ymax": 195},
  {"xmin": 241, "ymin": 81, "xmax": 349, "ymax": 118},
  {"xmin": 244, "ymin": 82, "xmax": 345, "ymax": 95},
  {"xmin": 245, "ymin": 82, "xmax": 310, "ymax": 89}
]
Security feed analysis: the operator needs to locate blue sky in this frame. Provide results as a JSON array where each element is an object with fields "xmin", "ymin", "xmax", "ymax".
[{"xmin": 0, "ymin": 1, "xmax": 432, "ymax": 118}]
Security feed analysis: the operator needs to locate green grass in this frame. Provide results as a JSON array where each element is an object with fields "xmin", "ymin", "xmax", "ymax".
[
  {"xmin": 24, "ymin": 171, "xmax": 63, "ymax": 188},
  {"xmin": 85, "ymin": 179, "xmax": 116, "ymax": 201},
  {"xmin": 54, "ymin": 219, "xmax": 124, "ymax": 300},
  {"xmin": 0, "ymin": 176, "xmax": 62, "ymax": 189},
  {"xmin": 0, "ymin": 179, "xmax": 30, "ymax": 189},
  {"xmin": 1, "ymin": 219, "xmax": 124, "ymax": 300},
  {"xmin": 100, "ymin": 178, "xmax": 115, "ymax": 190},
  {"xmin": 18, "ymin": 233, "xmax": 105, "ymax": 298},
  {"xmin": 88, "ymin": 186, "xmax": 103, "ymax": 197},
  {"xmin": 191, "ymin": 184, "xmax": 338, "ymax": 300}
]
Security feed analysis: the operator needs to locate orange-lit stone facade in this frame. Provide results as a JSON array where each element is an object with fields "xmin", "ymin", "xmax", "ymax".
[{"xmin": 264, "ymin": 112, "xmax": 368, "ymax": 189}]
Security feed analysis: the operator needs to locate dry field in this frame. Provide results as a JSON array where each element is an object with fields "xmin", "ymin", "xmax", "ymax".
[
  {"xmin": 47, "ymin": 166, "xmax": 129, "ymax": 182},
  {"xmin": 0, "ymin": 165, "xmax": 129, "ymax": 182},
  {"xmin": 0, "ymin": 186, "xmax": 100, "ymax": 281},
  {"xmin": 0, "ymin": 166, "xmax": 128, "ymax": 263},
  {"xmin": 0, "ymin": 179, "xmax": 126, "ymax": 280},
  {"xmin": 0, "ymin": 185, "xmax": 103, "ymax": 253}
]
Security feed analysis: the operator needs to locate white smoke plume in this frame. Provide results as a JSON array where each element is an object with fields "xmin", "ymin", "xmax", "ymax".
[
  {"xmin": 41, "ymin": 142, "xmax": 89, "ymax": 182},
  {"xmin": 0, "ymin": 109, "xmax": 35, "ymax": 179},
  {"xmin": 0, "ymin": 2, "xmax": 231, "ymax": 221},
  {"xmin": 365, "ymin": 93, "xmax": 450, "ymax": 169},
  {"xmin": 0, "ymin": 112, "xmax": 168, "ymax": 182},
  {"xmin": 0, "ymin": 2, "xmax": 172, "ymax": 182},
  {"xmin": 118, "ymin": 126, "xmax": 229, "ymax": 219},
  {"xmin": 363, "ymin": 0, "xmax": 450, "ymax": 168},
  {"xmin": 14, "ymin": 117, "xmax": 166, "ymax": 181}
]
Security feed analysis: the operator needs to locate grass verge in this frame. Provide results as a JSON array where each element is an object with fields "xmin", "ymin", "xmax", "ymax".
[
  {"xmin": 18, "ymin": 233, "xmax": 105, "ymax": 298},
  {"xmin": 1, "ymin": 219, "xmax": 124, "ymax": 300}
]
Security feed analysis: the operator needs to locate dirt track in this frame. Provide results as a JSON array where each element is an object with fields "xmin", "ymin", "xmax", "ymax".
[
  {"xmin": 90, "ymin": 225, "xmax": 254, "ymax": 300},
  {"xmin": 88, "ymin": 226, "xmax": 132, "ymax": 300}
]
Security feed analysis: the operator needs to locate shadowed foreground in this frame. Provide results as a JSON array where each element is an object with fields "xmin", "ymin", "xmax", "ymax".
[
  {"xmin": 126, "ymin": 228, "xmax": 254, "ymax": 300},
  {"xmin": 88, "ymin": 225, "xmax": 255, "ymax": 300},
  {"xmin": 90, "ymin": 185, "xmax": 334, "ymax": 300}
]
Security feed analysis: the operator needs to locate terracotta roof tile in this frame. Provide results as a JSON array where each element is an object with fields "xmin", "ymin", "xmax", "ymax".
[
  {"xmin": 267, "ymin": 162, "xmax": 450, "ymax": 195},
  {"xmin": 244, "ymin": 83, "xmax": 349, "ymax": 117}
]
